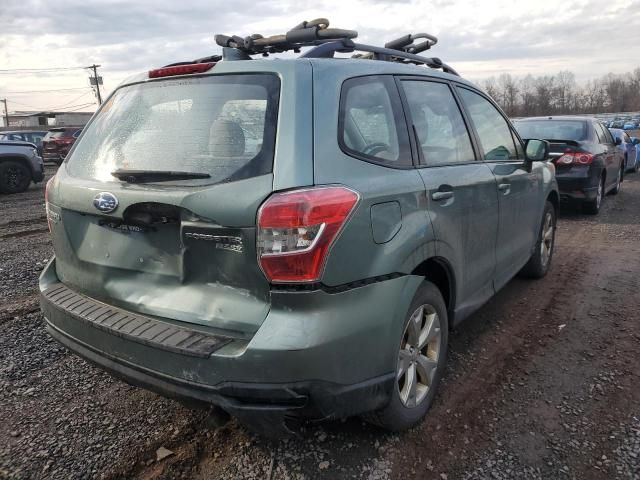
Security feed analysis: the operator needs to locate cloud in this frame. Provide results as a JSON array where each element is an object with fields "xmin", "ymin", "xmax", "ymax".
[{"xmin": 0, "ymin": 0, "xmax": 639, "ymax": 110}]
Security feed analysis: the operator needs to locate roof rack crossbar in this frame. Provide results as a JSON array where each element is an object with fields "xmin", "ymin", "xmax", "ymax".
[{"xmin": 301, "ymin": 39, "xmax": 459, "ymax": 76}]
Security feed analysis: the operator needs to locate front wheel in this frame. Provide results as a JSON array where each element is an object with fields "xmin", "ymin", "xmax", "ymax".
[
  {"xmin": 365, "ymin": 281, "xmax": 448, "ymax": 431},
  {"xmin": 520, "ymin": 201, "xmax": 556, "ymax": 278},
  {"xmin": 0, "ymin": 161, "xmax": 31, "ymax": 194}
]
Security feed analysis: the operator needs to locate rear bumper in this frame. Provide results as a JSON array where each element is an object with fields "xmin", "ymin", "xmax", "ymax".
[
  {"xmin": 45, "ymin": 319, "xmax": 393, "ymax": 430},
  {"xmin": 40, "ymin": 258, "xmax": 417, "ymax": 425},
  {"xmin": 556, "ymin": 166, "xmax": 600, "ymax": 202},
  {"xmin": 42, "ymin": 152, "xmax": 64, "ymax": 163},
  {"xmin": 32, "ymin": 158, "xmax": 45, "ymax": 183}
]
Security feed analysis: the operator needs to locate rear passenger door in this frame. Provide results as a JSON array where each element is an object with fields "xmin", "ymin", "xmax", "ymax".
[
  {"xmin": 455, "ymin": 87, "xmax": 542, "ymax": 290},
  {"xmin": 398, "ymin": 78, "xmax": 499, "ymax": 320},
  {"xmin": 595, "ymin": 123, "xmax": 621, "ymax": 189}
]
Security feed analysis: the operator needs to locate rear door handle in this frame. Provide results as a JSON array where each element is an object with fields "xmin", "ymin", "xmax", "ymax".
[{"xmin": 431, "ymin": 191, "xmax": 454, "ymax": 201}]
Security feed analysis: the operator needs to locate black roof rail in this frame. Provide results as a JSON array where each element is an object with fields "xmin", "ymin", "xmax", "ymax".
[{"xmin": 198, "ymin": 19, "xmax": 458, "ymax": 76}]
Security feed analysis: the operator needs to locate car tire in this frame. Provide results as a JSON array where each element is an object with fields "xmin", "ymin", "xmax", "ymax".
[
  {"xmin": 583, "ymin": 175, "xmax": 604, "ymax": 215},
  {"xmin": 520, "ymin": 201, "xmax": 556, "ymax": 279},
  {"xmin": 610, "ymin": 165, "xmax": 623, "ymax": 195},
  {"xmin": 364, "ymin": 281, "xmax": 448, "ymax": 431},
  {"xmin": 634, "ymin": 159, "xmax": 640, "ymax": 173},
  {"xmin": 0, "ymin": 160, "xmax": 31, "ymax": 194}
]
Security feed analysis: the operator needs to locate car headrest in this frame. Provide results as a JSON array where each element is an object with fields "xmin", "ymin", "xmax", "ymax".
[{"xmin": 209, "ymin": 119, "xmax": 245, "ymax": 157}]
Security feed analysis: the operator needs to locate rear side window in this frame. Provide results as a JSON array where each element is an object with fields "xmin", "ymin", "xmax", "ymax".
[
  {"xmin": 67, "ymin": 74, "xmax": 280, "ymax": 184},
  {"xmin": 597, "ymin": 123, "xmax": 614, "ymax": 144},
  {"xmin": 457, "ymin": 88, "xmax": 517, "ymax": 161},
  {"xmin": 401, "ymin": 80, "xmax": 475, "ymax": 166},
  {"xmin": 339, "ymin": 76, "xmax": 411, "ymax": 167}
]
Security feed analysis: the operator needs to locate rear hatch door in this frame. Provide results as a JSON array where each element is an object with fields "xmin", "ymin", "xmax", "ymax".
[{"xmin": 47, "ymin": 70, "xmax": 289, "ymax": 335}]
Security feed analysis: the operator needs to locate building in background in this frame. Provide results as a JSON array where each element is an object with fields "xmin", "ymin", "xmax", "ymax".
[{"xmin": 1, "ymin": 110, "xmax": 94, "ymax": 129}]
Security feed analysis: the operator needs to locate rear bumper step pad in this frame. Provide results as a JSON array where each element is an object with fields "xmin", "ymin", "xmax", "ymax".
[{"xmin": 42, "ymin": 283, "xmax": 230, "ymax": 358}]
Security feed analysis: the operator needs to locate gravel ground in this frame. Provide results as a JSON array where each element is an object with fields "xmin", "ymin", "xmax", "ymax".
[{"xmin": 0, "ymin": 165, "xmax": 638, "ymax": 479}]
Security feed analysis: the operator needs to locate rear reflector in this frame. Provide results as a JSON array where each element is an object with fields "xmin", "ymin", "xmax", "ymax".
[
  {"xmin": 257, "ymin": 186, "xmax": 360, "ymax": 283},
  {"xmin": 148, "ymin": 62, "xmax": 216, "ymax": 79},
  {"xmin": 45, "ymin": 176, "xmax": 55, "ymax": 232}
]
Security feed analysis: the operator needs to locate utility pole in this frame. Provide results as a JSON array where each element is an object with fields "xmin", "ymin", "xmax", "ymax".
[
  {"xmin": 87, "ymin": 64, "xmax": 103, "ymax": 105},
  {"xmin": 1, "ymin": 99, "xmax": 9, "ymax": 127}
]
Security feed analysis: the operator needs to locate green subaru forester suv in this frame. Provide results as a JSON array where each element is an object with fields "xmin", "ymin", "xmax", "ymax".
[{"xmin": 40, "ymin": 20, "xmax": 558, "ymax": 434}]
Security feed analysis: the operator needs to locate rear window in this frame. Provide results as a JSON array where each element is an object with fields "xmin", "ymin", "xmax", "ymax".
[
  {"xmin": 67, "ymin": 74, "xmax": 280, "ymax": 184},
  {"xmin": 44, "ymin": 130, "xmax": 67, "ymax": 140},
  {"xmin": 514, "ymin": 120, "xmax": 588, "ymax": 142}
]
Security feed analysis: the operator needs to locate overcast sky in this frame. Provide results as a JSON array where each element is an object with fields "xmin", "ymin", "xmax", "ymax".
[{"xmin": 1, "ymin": 0, "xmax": 639, "ymax": 114}]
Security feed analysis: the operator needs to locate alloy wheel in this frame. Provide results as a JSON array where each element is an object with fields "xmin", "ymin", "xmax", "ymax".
[
  {"xmin": 596, "ymin": 180, "xmax": 603, "ymax": 209},
  {"xmin": 397, "ymin": 305, "xmax": 441, "ymax": 408},
  {"xmin": 540, "ymin": 211, "xmax": 554, "ymax": 267},
  {"xmin": 7, "ymin": 166, "xmax": 26, "ymax": 190}
]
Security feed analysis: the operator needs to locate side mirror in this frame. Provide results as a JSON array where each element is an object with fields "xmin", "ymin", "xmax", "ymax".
[
  {"xmin": 615, "ymin": 137, "xmax": 622, "ymax": 145},
  {"xmin": 524, "ymin": 139, "xmax": 549, "ymax": 162},
  {"xmin": 632, "ymin": 137, "xmax": 640, "ymax": 145}
]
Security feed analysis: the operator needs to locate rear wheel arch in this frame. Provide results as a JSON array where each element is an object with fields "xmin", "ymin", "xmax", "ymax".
[{"xmin": 410, "ymin": 257, "xmax": 455, "ymax": 325}]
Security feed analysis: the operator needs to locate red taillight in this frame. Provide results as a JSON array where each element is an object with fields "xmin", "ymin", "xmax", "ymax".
[
  {"xmin": 556, "ymin": 150, "xmax": 594, "ymax": 165},
  {"xmin": 45, "ymin": 176, "xmax": 54, "ymax": 232},
  {"xmin": 148, "ymin": 62, "xmax": 216, "ymax": 78},
  {"xmin": 257, "ymin": 186, "xmax": 360, "ymax": 283},
  {"xmin": 53, "ymin": 138, "xmax": 73, "ymax": 145}
]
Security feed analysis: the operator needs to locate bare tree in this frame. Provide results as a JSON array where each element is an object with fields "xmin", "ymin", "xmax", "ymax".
[
  {"xmin": 497, "ymin": 73, "xmax": 519, "ymax": 117},
  {"xmin": 480, "ymin": 66, "xmax": 640, "ymax": 116}
]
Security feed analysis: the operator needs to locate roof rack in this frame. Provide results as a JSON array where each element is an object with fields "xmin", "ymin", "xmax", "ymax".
[{"xmin": 213, "ymin": 18, "xmax": 459, "ymax": 76}]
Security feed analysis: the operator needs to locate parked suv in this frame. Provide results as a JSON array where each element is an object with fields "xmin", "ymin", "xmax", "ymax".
[
  {"xmin": 514, "ymin": 116, "xmax": 624, "ymax": 215},
  {"xmin": 0, "ymin": 140, "xmax": 44, "ymax": 193},
  {"xmin": 0, "ymin": 130, "xmax": 48, "ymax": 156},
  {"xmin": 42, "ymin": 127, "xmax": 82, "ymax": 164},
  {"xmin": 40, "ymin": 21, "xmax": 558, "ymax": 435}
]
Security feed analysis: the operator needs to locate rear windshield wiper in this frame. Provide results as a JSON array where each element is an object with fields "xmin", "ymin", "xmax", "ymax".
[{"xmin": 111, "ymin": 169, "xmax": 211, "ymax": 183}]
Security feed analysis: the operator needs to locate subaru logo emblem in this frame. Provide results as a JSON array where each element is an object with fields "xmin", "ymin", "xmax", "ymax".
[{"xmin": 93, "ymin": 192, "xmax": 119, "ymax": 213}]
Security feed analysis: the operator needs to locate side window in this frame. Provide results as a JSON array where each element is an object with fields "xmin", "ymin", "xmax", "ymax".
[
  {"xmin": 624, "ymin": 133, "xmax": 631, "ymax": 143},
  {"xmin": 401, "ymin": 80, "xmax": 475, "ymax": 166},
  {"xmin": 457, "ymin": 87, "xmax": 518, "ymax": 161},
  {"xmin": 511, "ymin": 132, "xmax": 525, "ymax": 159},
  {"xmin": 339, "ymin": 76, "xmax": 411, "ymax": 166},
  {"xmin": 594, "ymin": 124, "xmax": 604, "ymax": 143},
  {"xmin": 600, "ymin": 125, "xmax": 615, "ymax": 144}
]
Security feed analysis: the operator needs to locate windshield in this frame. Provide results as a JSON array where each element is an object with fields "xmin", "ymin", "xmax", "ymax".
[
  {"xmin": 67, "ymin": 74, "xmax": 280, "ymax": 185},
  {"xmin": 514, "ymin": 120, "xmax": 588, "ymax": 142}
]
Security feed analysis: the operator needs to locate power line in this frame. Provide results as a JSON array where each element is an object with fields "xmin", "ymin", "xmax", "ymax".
[
  {"xmin": 8, "ymin": 92, "xmax": 95, "ymax": 111},
  {"xmin": 57, "ymin": 103, "xmax": 96, "ymax": 113},
  {"xmin": 1, "ymin": 87, "xmax": 93, "ymax": 95},
  {"xmin": 0, "ymin": 66, "xmax": 87, "ymax": 74},
  {"xmin": 46, "ymin": 92, "xmax": 95, "ymax": 111}
]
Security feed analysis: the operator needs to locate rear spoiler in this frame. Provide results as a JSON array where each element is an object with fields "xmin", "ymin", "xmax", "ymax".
[
  {"xmin": 0, "ymin": 141, "xmax": 37, "ymax": 149},
  {"xmin": 545, "ymin": 139, "xmax": 580, "ymax": 147}
]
